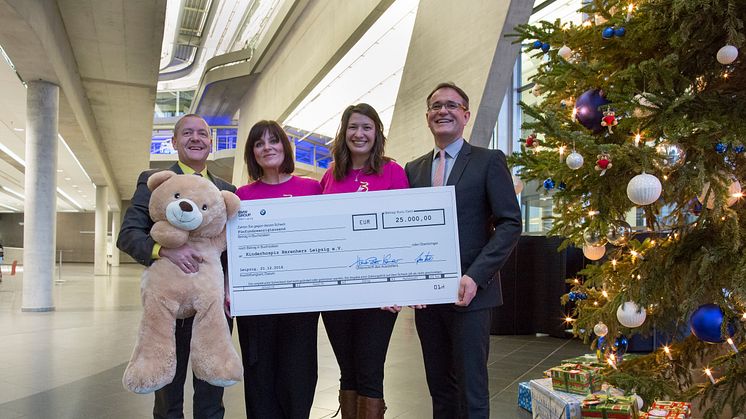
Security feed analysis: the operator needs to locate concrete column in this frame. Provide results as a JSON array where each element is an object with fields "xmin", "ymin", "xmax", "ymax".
[
  {"xmin": 110, "ymin": 211, "xmax": 120, "ymax": 267},
  {"xmin": 387, "ymin": 0, "xmax": 533, "ymax": 161},
  {"xmin": 22, "ymin": 80, "xmax": 59, "ymax": 312},
  {"xmin": 94, "ymin": 186, "xmax": 108, "ymax": 275}
]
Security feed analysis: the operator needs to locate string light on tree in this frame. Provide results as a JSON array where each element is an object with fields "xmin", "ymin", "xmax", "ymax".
[
  {"xmin": 704, "ymin": 368, "xmax": 717, "ymax": 385},
  {"xmin": 726, "ymin": 338, "xmax": 739, "ymax": 353},
  {"xmin": 662, "ymin": 345, "xmax": 673, "ymax": 361}
]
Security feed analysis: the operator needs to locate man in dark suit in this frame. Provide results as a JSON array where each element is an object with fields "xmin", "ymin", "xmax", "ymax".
[
  {"xmin": 405, "ymin": 82, "xmax": 522, "ymax": 418},
  {"xmin": 118, "ymin": 113, "xmax": 236, "ymax": 419}
]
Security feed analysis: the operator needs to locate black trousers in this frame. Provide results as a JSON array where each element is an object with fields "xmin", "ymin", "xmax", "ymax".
[
  {"xmin": 415, "ymin": 307, "xmax": 492, "ymax": 419},
  {"xmin": 153, "ymin": 315, "xmax": 231, "ymax": 419},
  {"xmin": 236, "ymin": 312, "xmax": 319, "ymax": 419},
  {"xmin": 322, "ymin": 308, "xmax": 397, "ymax": 398}
]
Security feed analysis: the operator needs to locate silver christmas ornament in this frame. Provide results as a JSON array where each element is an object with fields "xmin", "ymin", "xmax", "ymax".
[
  {"xmin": 583, "ymin": 228, "xmax": 605, "ymax": 247},
  {"xmin": 558, "ymin": 45, "xmax": 573, "ymax": 60},
  {"xmin": 566, "ymin": 151, "xmax": 584, "ymax": 170},
  {"xmin": 593, "ymin": 322, "xmax": 609, "ymax": 337},
  {"xmin": 606, "ymin": 220, "xmax": 632, "ymax": 246},
  {"xmin": 654, "ymin": 143, "xmax": 686, "ymax": 172}
]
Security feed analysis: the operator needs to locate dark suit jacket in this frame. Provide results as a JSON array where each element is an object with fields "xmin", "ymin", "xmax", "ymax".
[
  {"xmin": 117, "ymin": 162, "xmax": 236, "ymax": 266},
  {"xmin": 405, "ymin": 141, "xmax": 522, "ymax": 311}
]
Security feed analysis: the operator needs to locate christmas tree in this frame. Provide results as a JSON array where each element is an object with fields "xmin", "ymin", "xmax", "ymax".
[{"xmin": 509, "ymin": 1, "xmax": 745, "ymax": 417}]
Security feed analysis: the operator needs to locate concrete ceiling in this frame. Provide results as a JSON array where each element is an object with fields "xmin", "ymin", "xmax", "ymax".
[{"xmin": 0, "ymin": 0, "xmax": 166, "ymax": 211}]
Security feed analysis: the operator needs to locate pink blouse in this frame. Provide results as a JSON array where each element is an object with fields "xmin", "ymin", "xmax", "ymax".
[{"xmin": 320, "ymin": 160, "xmax": 409, "ymax": 194}]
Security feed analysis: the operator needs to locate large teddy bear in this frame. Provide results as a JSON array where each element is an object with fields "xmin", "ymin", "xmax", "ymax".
[{"xmin": 123, "ymin": 171, "xmax": 243, "ymax": 394}]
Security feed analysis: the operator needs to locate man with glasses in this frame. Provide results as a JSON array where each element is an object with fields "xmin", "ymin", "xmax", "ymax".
[
  {"xmin": 405, "ymin": 82, "xmax": 522, "ymax": 418},
  {"xmin": 118, "ymin": 113, "xmax": 235, "ymax": 419}
]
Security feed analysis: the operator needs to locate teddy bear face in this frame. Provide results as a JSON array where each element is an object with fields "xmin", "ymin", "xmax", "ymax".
[{"xmin": 149, "ymin": 173, "xmax": 228, "ymax": 238}]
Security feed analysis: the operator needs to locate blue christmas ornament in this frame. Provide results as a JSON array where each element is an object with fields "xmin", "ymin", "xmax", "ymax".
[
  {"xmin": 614, "ymin": 27, "xmax": 626, "ymax": 37},
  {"xmin": 541, "ymin": 42, "xmax": 550, "ymax": 53},
  {"xmin": 614, "ymin": 335, "xmax": 629, "ymax": 356},
  {"xmin": 735, "ymin": 145, "xmax": 745, "ymax": 153},
  {"xmin": 558, "ymin": 182, "xmax": 567, "ymax": 191},
  {"xmin": 577, "ymin": 292, "xmax": 588, "ymax": 300},
  {"xmin": 543, "ymin": 178, "xmax": 556, "ymax": 190},
  {"xmin": 690, "ymin": 303, "xmax": 735, "ymax": 343},
  {"xmin": 715, "ymin": 143, "xmax": 729, "ymax": 154},
  {"xmin": 532, "ymin": 40, "xmax": 543, "ymax": 49},
  {"xmin": 602, "ymin": 27, "xmax": 615, "ymax": 39},
  {"xmin": 576, "ymin": 89, "xmax": 611, "ymax": 133},
  {"xmin": 597, "ymin": 335, "xmax": 607, "ymax": 351},
  {"xmin": 569, "ymin": 291, "xmax": 577, "ymax": 301}
]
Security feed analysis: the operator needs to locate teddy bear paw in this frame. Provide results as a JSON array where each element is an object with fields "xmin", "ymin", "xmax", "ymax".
[
  {"xmin": 122, "ymin": 359, "xmax": 174, "ymax": 394},
  {"xmin": 206, "ymin": 378, "xmax": 239, "ymax": 387}
]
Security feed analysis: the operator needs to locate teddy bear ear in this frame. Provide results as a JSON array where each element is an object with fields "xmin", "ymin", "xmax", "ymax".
[
  {"xmin": 147, "ymin": 171, "xmax": 177, "ymax": 192},
  {"xmin": 222, "ymin": 191, "xmax": 241, "ymax": 219}
]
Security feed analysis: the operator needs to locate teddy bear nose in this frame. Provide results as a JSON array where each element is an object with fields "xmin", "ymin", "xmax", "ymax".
[{"xmin": 179, "ymin": 201, "xmax": 193, "ymax": 212}]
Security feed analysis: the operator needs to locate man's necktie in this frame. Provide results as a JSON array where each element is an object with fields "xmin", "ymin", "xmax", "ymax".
[{"xmin": 432, "ymin": 149, "xmax": 446, "ymax": 187}]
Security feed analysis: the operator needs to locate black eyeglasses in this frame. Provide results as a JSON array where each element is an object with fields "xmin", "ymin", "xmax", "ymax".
[{"xmin": 427, "ymin": 101, "xmax": 468, "ymax": 112}]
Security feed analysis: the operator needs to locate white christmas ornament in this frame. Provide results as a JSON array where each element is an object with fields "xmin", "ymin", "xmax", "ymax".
[
  {"xmin": 583, "ymin": 244, "xmax": 606, "ymax": 261},
  {"xmin": 566, "ymin": 151, "xmax": 584, "ymax": 170},
  {"xmin": 633, "ymin": 394, "xmax": 644, "ymax": 410},
  {"xmin": 512, "ymin": 175, "xmax": 524, "ymax": 195},
  {"xmin": 699, "ymin": 179, "xmax": 742, "ymax": 209},
  {"xmin": 626, "ymin": 173, "xmax": 662, "ymax": 206},
  {"xmin": 558, "ymin": 45, "xmax": 573, "ymax": 60},
  {"xmin": 716, "ymin": 45, "xmax": 739, "ymax": 65},
  {"xmin": 531, "ymin": 84, "xmax": 542, "ymax": 97},
  {"xmin": 632, "ymin": 93, "xmax": 658, "ymax": 118},
  {"xmin": 593, "ymin": 322, "xmax": 609, "ymax": 337},
  {"xmin": 616, "ymin": 301, "xmax": 647, "ymax": 328}
]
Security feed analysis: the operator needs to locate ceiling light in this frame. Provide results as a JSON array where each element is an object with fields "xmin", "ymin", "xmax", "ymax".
[{"xmin": 57, "ymin": 169, "xmax": 63, "ymax": 173}]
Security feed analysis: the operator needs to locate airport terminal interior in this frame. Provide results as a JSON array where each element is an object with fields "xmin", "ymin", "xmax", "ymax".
[{"xmin": 0, "ymin": 0, "xmax": 709, "ymax": 418}]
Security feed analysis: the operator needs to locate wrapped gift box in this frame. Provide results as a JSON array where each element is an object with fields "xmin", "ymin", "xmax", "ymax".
[
  {"xmin": 581, "ymin": 394, "xmax": 640, "ymax": 419},
  {"xmin": 640, "ymin": 401, "xmax": 692, "ymax": 418},
  {"xmin": 550, "ymin": 363, "xmax": 603, "ymax": 395},
  {"xmin": 530, "ymin": 378, "xmax": 584, "ymax": 419},
  {"xmin": 518, "ymin": 381, "xmax": 532, "ymax": 412}
]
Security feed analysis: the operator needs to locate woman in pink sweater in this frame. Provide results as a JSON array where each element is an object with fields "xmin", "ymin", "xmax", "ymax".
[
  {"xmin": 320, "ymin": 103, "xmax": 409, "ymax": 418},
  {"xmin": 234, "ymin": 120, "xmax": 321, "ymax": 419}
]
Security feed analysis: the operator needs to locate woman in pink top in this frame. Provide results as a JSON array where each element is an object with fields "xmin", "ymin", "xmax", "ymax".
[
  {"xmin": 321, "ymin": 103, "xmax": 409, "ymax": 418},
  {"xmin": 234, "ymin": 120, "xmax": 321, "ymax": 419}
]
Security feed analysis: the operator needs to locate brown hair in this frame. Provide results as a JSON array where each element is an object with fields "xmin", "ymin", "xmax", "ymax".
[
  {"xmin": 331, "ymin": 103, "xmax": 389, "ymax": 181},
  {"xmin": 425, "ymin": 82, "xmax": 470, "ymax": 109},
  {"xmin": 243, "ymin": 120, "xmax": 295, "ymax": 181}
]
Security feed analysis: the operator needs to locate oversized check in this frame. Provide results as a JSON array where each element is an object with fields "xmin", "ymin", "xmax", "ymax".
[{"xmin": 227, "ymin": 187, "xmax": 461, "ymax": 315}]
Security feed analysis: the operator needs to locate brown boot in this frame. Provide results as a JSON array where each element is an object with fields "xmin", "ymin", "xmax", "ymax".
[
  {"xmin": 337, "ymin": 389, "xmax": 358, "ymax": 418},
  {"xmin": 356, "ymin": 396, "xmax": 386, "ymax": 419}
]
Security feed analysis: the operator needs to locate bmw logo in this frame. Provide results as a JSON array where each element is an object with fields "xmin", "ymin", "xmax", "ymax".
[{"xmin": 260, "ymin": 209, "xmax": 266, "ymax": 215}]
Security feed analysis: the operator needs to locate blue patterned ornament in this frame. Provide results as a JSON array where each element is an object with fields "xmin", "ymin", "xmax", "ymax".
[
  {"xmin": 543, "ymin": 178, "xmax": 556, "ymax": 190},
  {"xmin": 715, "ymin": 143, "xmax": 729, "ymax": 154},
  {"xmin": 735, "ymin": 144, "xmax": 745, "ymax": 153},
  {"xmin": 558, "ymin": 182, "xmax": 567, "ymax": 191},
  {"xmin": 614, "ymin": 335, "xmax": 629, "ymax": 356},
  {"xmin": 690, "ymin": 304, "xmax": 735, "ymax": 343}
]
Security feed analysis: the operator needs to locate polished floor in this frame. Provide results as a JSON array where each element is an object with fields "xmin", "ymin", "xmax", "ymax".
[{"xmin": 0, "ymin": 263, "xmax": 587, "ymax": 418}]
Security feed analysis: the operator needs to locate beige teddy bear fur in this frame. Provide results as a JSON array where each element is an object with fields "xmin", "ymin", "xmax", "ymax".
[{"xmin": 123, "ymin": 171, "xmax": 243, "ymax": 394}]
